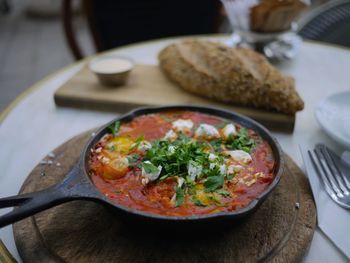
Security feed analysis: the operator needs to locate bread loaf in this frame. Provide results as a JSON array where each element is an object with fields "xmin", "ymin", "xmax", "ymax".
[{"xmin": 158, "ymin": 40, "xmax": 304, "ymax": 115}]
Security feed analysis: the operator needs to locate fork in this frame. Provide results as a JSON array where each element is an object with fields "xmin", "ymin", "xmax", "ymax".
[{"xmin": 308, "ymin": 144, "xmax": 350, "ymax": 210}]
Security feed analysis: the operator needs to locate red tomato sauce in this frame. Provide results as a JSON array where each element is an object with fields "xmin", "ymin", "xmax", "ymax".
[{"xmin": 89, "ymin": 111, "xmax": 275, "ymax": 217}]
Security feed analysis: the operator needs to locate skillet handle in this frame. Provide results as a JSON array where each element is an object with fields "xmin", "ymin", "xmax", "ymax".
[{"xmin": 0, "ymin": 164, "xmax": 100, "ymax": 228}]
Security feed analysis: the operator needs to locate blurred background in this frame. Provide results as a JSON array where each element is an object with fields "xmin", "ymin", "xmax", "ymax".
[{"xmin": 0, "ymin": 0, "xmax": 348, "ymax": 113}]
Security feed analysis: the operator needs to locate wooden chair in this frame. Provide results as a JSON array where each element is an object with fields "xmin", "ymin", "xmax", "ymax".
[
  {"xmin": 62, "ymin": 0, "xmax": 223, "ymax": 60},
  {"xmin": 0, "ymin": 0, "xmax": 11, "ymax": 14}
]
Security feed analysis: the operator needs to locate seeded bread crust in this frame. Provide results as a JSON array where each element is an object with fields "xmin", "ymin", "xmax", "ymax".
[{"xmin": 158, "ymin": 40, "xmax": 304, "ymax": 114}]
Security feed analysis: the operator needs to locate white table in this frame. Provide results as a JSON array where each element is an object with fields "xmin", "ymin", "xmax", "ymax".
[{"xmin": 1, "ymin": 35, "xmax": 349, "ymax": 262}]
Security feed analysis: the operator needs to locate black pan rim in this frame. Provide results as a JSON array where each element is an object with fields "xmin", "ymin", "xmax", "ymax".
[{"xmin": 82, "ymin": 104, "xmax": 285, "ymax": 221}]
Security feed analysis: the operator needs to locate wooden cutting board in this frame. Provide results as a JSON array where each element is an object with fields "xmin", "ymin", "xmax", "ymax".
[
  {"xmin": 54, "ymin": 65, "xmax": 295, "ymax": 133},
  {"xmin": 13, "ymin": 131, "xmax": 316, "ymax": 263}
]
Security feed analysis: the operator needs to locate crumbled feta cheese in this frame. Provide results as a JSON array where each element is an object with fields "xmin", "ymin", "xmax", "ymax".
[
  {"xmin": 188, "ymin": 161, "xmax": 202, "ymax": 181},
  {"xmin": 224, "ymin": 150, "xmax": 252, "ymax": 164},
  {"xmin": 208, "ymin": 153, "xmax": 217, "ymax": 161},
  {"xmin": 219, "ymin": 164, "xmax": 227, "ymax": 175},
  {"xmin": 95, "ymin": 147, "xmax": 102, "ymax": 153},
  {"xmin": 177, "ymin": 177, "xmax": 185, "ymax": 188},
  {"xmin": 195, "ymin": 124, "xmax": 220, "ymax": 139},
  {"xmin": 227, "ymin": 164, "xmax": 243, "ymax": 174},
  {"xmin": 172, "ymin": 119, "xmax": 194, "ymax": 133},
  {"xmin": 100, "ymin": 134, "xmax": 109, "ymax": 142},
  {"xmin": 209, "ymin": 162, "xmax": 226, "ymax": 174},
  {"xmin": 163, "ymin": 129, "xmax": 178, "ymax": 141},
  {"xmin": 222, "ymin": 123, "xmax": 237, "ymax": 138},
  {"xmin": 137, "ymin": 141, "xmax": 152, "ymax": 151},
  {"xmin": 168, "ymin": 145, "xmax": 176, "ymax": 154},
  {"xmin": 141, "ymin": 161, "xmax": 162, "ymax": 184}
]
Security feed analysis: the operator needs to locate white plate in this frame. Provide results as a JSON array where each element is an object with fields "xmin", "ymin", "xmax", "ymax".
[{"xmin": 315, "ymin": 91, "xmax": 350, "ymax": 149}]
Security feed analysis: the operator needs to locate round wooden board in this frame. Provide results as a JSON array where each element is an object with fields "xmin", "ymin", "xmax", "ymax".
[{"xmin": 13, "ymin": 132, "xmax": 316, "ymax": 263}]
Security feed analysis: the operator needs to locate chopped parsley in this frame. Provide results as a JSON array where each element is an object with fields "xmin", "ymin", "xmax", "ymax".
[
  {"xmin": 108, "ymin": 145, "xmax": 116, "ymax": 152},
  {"xmin": 145, "ymin": 137, "xmax": 210, "ymax": 179},
  {"xmin": 108, "ymin": 121, "xmax": 121, "ymax": 137},
  {"xmin": 208, "ymin": 194, "xmax": 222, "ymax": 204},
  {"xmin": 193, "ymin": 199, "xmax": 206, "ymax": 207},
  {"xmin": 124, "ymin": 121, "xmax": 256, "ymax": 207},
  {"xmin": 142, "ymin": 162, "xmax": 159, "ymax": 174},
  {"xmin": 226, "ymin": 174, "xmax": 234, "ymax": 180},
  {"xmin": 187, "ymin": 186, "xmax": 196, "ymax": 196},
  {"xmin": 175, "ymin": 186, "xmax": 184, "ymax": 207},
  {"xmin": 226, "ymin": 127, "xmax": 255, "ymax": 152},
  {"xmin": 144, "ymin": 137, "xmax": 228, "ymax": 181},
  {"xmin": 203, "ymin": 174, "xmax": 225, "ymax": 192},
  {"xmin": 216, "ymin": 189, "xmax": 231, "ymax": 197},
  {"xmin": 208, "ymin": 195, "xmax": 227, "ymax": 207},
  {"xmin": 209, "ymin": 138, "xmax": 223, "ymax": 151},
  {"xmin": 127, "ymin": 154, "xmax": 141, "ymax": 167},
  {"xmin": 130, "ymin": 135, "xmax": 145, "ymax": 150}
]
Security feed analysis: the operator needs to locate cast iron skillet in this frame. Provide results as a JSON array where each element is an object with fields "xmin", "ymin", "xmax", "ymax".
[{"xmin": 0, "ymin": 105, "xmax": 284, "ymax": 228}]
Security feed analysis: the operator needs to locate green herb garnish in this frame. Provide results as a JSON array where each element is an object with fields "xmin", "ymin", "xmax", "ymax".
[
  {"xmin": 145, "ymin": 137, "xmax": 209, "ymax": 179},
  {"xmin": 226, "ymin": 128, "xmax": 255, "ymax": 152},
  {"xmin": 193, "ymin": 199, "xmax": 206, "ymax": 207},
  {"xmin": 209, "ymin": 139, "xmax": 223, "ymax": 151},
  {"xmin": 216, "ymin": 189, "xmax": 231, "ymax": 197},
  {"xmin": 108, "ymin": 145, "xmax": 116, "ymax": 152},
  {"xmin": 127, "ymin": 154, "xmax": 141, "ymax": 167},
  {"xmin": 226, "ymin": 174, "xmax": 234, "ymax": 180},
  {"xmin": 132, "ymin": 122, "xmax": 256, "ymax": 208},
  {"xmin": 108, "ymin": 121, "xmax": 121, "ymax": 137},
  {"xmin": 204, "ymin": 174, "xmax": 225, "ymax": 192},
  {"xmin": 208, "ymin": 195, "xmax": 227, "ymax": 207},
  {"xmin": 208, "ymin": 194, "xmax": 222, "ymax": 204},
  {"xmin": 142, "ymin": 162, "xmax": 159, "ymax": 174},
  {"xmin": 159, "ymin": 174, "xmax": 170, "ymax": 181},
  {"xmin": 130, "ymin": 135, "xmax": 145, "ymax": 150},
  {"xmin": 175, "ymin": 186, "xmax": 184, "ymax": 207},
  {"xmin": 142, "ymin": 134, "xmax": 228, "ymax": 206}
]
